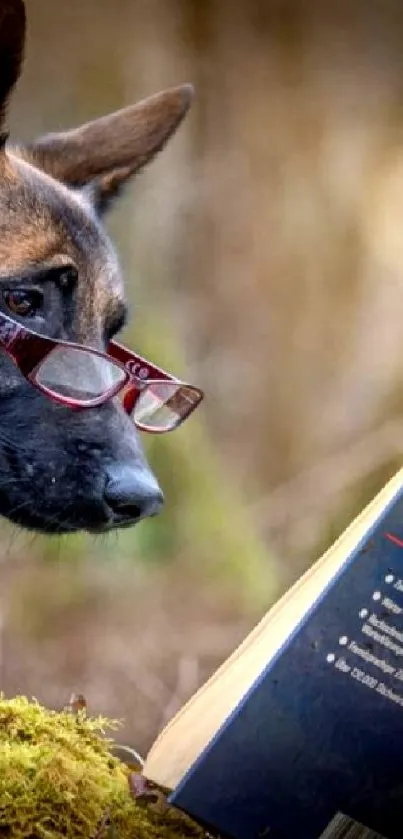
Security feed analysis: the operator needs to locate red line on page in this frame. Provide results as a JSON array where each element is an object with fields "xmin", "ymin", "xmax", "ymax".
[{"xmin": 385, "ymin": 532, "xmax": 403, "ymax": 549}]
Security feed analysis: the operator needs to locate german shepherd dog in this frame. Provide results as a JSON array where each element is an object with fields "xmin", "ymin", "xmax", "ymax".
[{"xmin": 0, "ymin": 0, "xmax": 199, "ymax": 535}]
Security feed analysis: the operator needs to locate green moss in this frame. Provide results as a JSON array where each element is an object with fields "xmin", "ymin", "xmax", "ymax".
[{"xmin": 0, "ymin": 696, "xmax": 205, "ymax": 839}]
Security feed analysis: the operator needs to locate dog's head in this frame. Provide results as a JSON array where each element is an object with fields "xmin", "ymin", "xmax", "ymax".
[{"xmin": 0, "ymin": 0, "xmax": 193, "ymax": 534}]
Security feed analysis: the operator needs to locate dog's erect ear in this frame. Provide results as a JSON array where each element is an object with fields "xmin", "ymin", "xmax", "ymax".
[
  {"xmin": 27, "ymin": 84, "xmax": 194, "ymax": 212},
  {"xmin": 0, "ymin": 0, "xmax": 26, "ymax": 130}
]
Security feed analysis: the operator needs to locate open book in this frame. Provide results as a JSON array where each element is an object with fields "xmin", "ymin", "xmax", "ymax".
[{"xmin": 142, "ymin": 469, "xmax": 403, "ymax": 839}]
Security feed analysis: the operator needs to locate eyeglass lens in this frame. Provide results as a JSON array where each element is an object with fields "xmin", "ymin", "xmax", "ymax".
[
  {"xmin": 132, "ymin": 381, "xmax": 199, "ymax": 430},
  {"xmin": 36, "ymin": 345, "xmax": 126, "ymax": 403}
]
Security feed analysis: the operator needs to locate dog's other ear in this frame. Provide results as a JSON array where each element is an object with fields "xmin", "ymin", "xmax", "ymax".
[
  {"xmin": 28, "ymin": 84, "xmax": 194, "ymax": 212},
  {"xmin": 0, "ymin": 0, "xmax": 26, "ymax": 130}
]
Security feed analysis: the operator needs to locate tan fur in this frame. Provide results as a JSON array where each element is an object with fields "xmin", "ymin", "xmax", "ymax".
[{"xmin": 26, "ymin": 85, "xmax": 194, "ymax": 200}]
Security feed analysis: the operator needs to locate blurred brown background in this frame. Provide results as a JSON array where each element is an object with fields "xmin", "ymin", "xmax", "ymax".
[{"xmin": 2, "ymin": 0, "xmax": 403, "ymax": 754}]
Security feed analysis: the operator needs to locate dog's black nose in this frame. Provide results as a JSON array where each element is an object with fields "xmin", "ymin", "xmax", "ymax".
[{"xmin": 104, "ymin": 464, "xmax": 164, "ymax": 524}]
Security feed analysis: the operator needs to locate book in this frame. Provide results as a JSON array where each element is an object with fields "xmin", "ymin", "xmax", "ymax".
[{"xmin": 142, "ymin": 468, "xmax": 403, "ymax": 839}]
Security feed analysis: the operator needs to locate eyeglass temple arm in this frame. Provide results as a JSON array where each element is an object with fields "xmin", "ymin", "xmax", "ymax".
[
  {"xmin": 108, "ymin": 340, "xmax": 175, "ymax": 382},
  {"xmin": 108, "ymin": 341, "xmax": 204, "ymax": 406}
]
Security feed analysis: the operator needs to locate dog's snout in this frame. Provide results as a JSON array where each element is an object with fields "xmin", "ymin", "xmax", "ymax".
[{"xmin": 104, "ymin": 464, "xmax": 164, "ymax": 525}]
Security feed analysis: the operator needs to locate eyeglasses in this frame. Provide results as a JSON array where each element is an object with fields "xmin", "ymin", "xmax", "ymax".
[{"xmin": 0, "ymin": 309, "xmax": 204, "ymax": 433}]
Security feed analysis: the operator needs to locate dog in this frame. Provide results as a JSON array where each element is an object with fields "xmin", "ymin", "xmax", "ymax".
[{"xmin": 0, "ymin": 0, "xmax": 195, "ymax": 535}]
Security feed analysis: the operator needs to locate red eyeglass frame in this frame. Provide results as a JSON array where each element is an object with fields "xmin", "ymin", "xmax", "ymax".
[{"xmin": 0, "ymin": 308, "xmax": 204, "ymax": 429}]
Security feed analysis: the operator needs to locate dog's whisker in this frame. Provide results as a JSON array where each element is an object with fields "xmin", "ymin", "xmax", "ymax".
[
  {"xmin": 2, "ymin": 516, "xmax": 33, "ymax": 558},
  {"xmin": 3, "ymin": 526, "xmax": 19, "ymax": 559},
  {"xmin": 0, "ymin": 433, "xmax": 35, "ymax": 454},
  {"xmin": 39, "ymin": 503, "xmax": 80, "ymax": 535},
  {"xmin": 1, "ymin": 495, "xmax": 33, "ymax": 517}
]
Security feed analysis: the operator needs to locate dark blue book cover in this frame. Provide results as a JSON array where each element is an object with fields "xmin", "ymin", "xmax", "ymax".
[{"xmin": 168, "ymin": 480, "xmax": 403, "ymax": 839}]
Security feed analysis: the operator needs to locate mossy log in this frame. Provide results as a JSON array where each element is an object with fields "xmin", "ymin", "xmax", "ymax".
[{"xmin": 0, "ymin": 696, "xmax": 207, "ymax": 839}]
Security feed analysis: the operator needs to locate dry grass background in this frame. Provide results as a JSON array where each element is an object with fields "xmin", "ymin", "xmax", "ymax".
[{"xmin": 2, "ymin": 0, "xmax": 403, "ymax": 754}]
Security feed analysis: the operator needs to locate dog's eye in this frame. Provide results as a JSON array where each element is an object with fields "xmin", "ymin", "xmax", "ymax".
[{"xmin": 3, "ymin": 289, "xmax": 43, "ymax": 317}]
